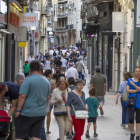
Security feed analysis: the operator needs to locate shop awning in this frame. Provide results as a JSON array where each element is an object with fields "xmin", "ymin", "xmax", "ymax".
[{"xmin": 11, "ymin": 1, "xmax": 24, "ymax": 12}]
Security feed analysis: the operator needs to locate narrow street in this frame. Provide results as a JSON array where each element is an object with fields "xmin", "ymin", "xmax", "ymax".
[{"xmin": 46, "ymin": 66, "xmax": 130, "ymax": 140}]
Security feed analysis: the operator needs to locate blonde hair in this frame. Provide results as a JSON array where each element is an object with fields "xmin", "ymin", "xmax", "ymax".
[{"xmin": 57, "ymin": 77, "xmax": 69, "ymax": 89}]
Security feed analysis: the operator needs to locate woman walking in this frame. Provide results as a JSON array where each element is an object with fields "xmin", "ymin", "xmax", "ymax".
[
  {"xmin": 50, "ymin": 77, "xmax": 70, "ymax": 140},
  {"xmin": 126, "ymin": 67, "xmax": 140, "ymax": 140},
  {"xmin": 66, "ymin": 79, "xmax": 88, "ymax": 140},
  {"xmin": 44, "ymin": 69, "xmax": 56, "ymax": 134},
  {"xmin": 116, "ymin": 72, "xmax": 133, "ymax": 129}
]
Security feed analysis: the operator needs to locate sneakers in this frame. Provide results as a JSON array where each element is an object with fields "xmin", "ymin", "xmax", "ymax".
[
  {"xmin": 85, "ymin": 132, "xmax": 90, "ymax": 138},
  {"xmin": 99, "ymin": 107, "xmax": 104, "ymax": 115},
  {"xmin": 94, "ymin": 133, "xmax": 98, "ymax": 137},
  {"xmin": 66, "ymin": 135, "xmax": 73, "ymax": 139},
  {"xmin": 130, "ymin": 133, "xmax": 135, "ymax": 140}
]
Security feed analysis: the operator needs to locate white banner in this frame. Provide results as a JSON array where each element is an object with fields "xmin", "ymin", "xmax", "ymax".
[
  {"xmin": 137, "ymin": 0, "xmax": 140, "ymax": 27},
  {"xmin": 19, "ymin": 13, "xmax": 38, "ymax": 27},
  {"xmin": 112, "ymin": 12, "xmax": 124, "ymax": 32}
]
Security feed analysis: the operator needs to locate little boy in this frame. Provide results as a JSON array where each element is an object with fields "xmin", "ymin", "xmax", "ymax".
[{"xmin": 85, "ymin": 87, "xmax": 99, "ymax": 138}]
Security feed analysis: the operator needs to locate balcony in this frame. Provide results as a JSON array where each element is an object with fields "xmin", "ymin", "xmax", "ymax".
[
  {"xmin": 16, "ymin": 0, "xmax": 28, "ymax": 6},
  {"xmin": 41, "ymin": 5, "xmax": 51, "ymax": 16},
  {"xmin": 66, "ymin": 25, "xmax": 70, "ymax": 30},
  {"xmin": 89, "ymin": 0, "xmax": 114, "ymax": 5},
  {"xmin": 58, "ymin": 12, "xmax": 68, "ymax": 18},
  {"xmin": 70, "ymin": 24, "xmax": 76, "ymax": 30},
  {"xmin": 87, "ymin": 5, "xmax": 99, "ymax": 21},
  {"xmin": 58, "ymin": 0, "xmax": 67, "ymax": 3},
  {"xmin": 55, "ymin": 27, "xmax": 67, "ymax": 32}
]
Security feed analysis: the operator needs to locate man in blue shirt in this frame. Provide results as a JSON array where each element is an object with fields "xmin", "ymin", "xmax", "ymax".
[{"xmin": 15, "ymin": 60, "xmax": 50, "ymax": 140}]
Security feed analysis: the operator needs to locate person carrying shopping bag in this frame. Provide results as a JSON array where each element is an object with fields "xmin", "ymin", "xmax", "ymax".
[{"xmin": 66, "ymin": 79, "xmax": 88, "ymax": 140}]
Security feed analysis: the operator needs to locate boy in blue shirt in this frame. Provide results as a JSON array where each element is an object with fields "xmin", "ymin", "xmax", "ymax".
[{"xmin": 85, "ymin": 87, "xmax": 99, "ymax": 138}]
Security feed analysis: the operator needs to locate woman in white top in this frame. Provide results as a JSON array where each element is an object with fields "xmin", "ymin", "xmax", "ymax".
[
  {"xmin": 45, "ymin": 56, "xmax": 51, "ymax": 70},
  {"xmin": 50, "ymin": 77, "xmax": 71, "ymax": 140}
]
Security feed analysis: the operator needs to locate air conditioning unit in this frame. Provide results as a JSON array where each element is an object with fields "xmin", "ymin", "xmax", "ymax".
[{"xmin": 16, "ymin": 0, "xmax": 27, "ymax": 6}]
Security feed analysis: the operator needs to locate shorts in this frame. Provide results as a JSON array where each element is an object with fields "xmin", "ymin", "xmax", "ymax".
[
  {"xmin": 63, "ymin": 67, "xmax": 66, "ymax": 72},
  {"xmin": 15, "ymin": 115, "xmax": 45, "ymax": 139},
  {"xmin": 87, "ymin": 117, "xmax": 97, "ymax": 123},
  {"xmin": 96, "ymin": 96, "xmax": 105, "ymax": 104},
  {"xmin": 11, "ymin": 111, "xmax": 16, "ymax": 131}
]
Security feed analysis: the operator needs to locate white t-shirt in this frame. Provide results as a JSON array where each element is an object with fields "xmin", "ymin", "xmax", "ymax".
[
  {"xmin": 66, "ymin": 67, "xmax": 79, "ymax": 80},
  {"xmin": 49, "ymin": 50, "xmax": 54, "ymax": 56},
  {"xmin": 61, "ymin": 58, "xmax": 67, "ymax": 67},
  {"xmin": 62, "ymin": 50, "xmax": 66, "ymax": 55},
  {"xmin": 40, "ymin": 62, "xmax": 44, "ymax": 67},
  {"xmin": 56, "ymin": 51, "xmax": 59, "ymax": 55},
  {"xmin": 28, "ymin": 56, "xmax": 35, "ymax": 64},
  {"xmin": 67, "ymin": 52, "xmax": 70, "ymax": 57},
  {"xmin": 45, "ymin": 60, "xmax": 51, "ymax": 70}
]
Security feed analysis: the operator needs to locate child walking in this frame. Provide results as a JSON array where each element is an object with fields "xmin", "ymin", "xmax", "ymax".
[{"xmin": 85, "ymin": 87, "xmax": 99, "ymax": 138}]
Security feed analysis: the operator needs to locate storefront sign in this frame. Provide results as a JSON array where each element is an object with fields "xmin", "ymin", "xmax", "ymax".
[
  {"xmin": 137, "ymin": 0, "xmax": 140, "ymax": 27},
  {"xmin": 18, "ymin": 42, "xmax": 26, "ymax": 47},
  {"xmin": 19, "ymin": 13, "xmax": 38, "ymax": 27},
  {"xmin": 112, "ymin": 12, "xmax": 124, "ymax": 32},
  {"xmin": 10, "ymin": 12, "xmax": 19, "ymax": 27},
  {"xmin": 101, "ymin": 28, "xmax": 116, "ymax": 35},
  {"xmin": 47, "ymin": 27, "xmax": 52, "ymax": 31}
]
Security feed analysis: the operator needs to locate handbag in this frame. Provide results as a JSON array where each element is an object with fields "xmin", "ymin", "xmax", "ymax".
[
  {"xmin": 122, "ymin": 81, "xmax": 129, "ymax": 102},
  {"xmin": 71, "ymin": 91, "xmax": 88, "ymax": 119},
  {"xmin": 127, "ymin": 80, "xmax": 140, "ymax": 107}
]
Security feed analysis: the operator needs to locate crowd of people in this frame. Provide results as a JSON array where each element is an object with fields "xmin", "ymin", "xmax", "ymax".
[{"xmin": 0, "ymin": 45, "xmax": 140, "ymax": 140}]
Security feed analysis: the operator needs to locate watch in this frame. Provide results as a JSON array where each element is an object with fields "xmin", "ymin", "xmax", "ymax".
[{"xmin": 16, "ymin": 109, "xmax": 21, "ymax": 112}]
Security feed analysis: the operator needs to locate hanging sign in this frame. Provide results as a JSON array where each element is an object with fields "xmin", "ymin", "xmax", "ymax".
[
  {"xmin": 19, "ymin": 13, "xmax": 38, "ymax": 27},
  {"xmin": 112, "ymin": 12, "xmax": 124, "ymax": 32},
  {"xmin": 137, "ymin": 0, "xmax": 140, "ymax": 27},
  {"xmin": 18, "ymin": 42, "xmax": 26, "ymax": 47}
]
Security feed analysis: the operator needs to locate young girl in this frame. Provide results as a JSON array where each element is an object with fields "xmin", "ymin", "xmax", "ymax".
[{"xmin": 85, "ymin": 87, "xmax": 99, "ymax": 138}]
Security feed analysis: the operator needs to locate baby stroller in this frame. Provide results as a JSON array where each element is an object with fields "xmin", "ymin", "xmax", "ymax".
[{"xmin": 0, "ymin": 110, "xmax": 11, "ymax": 140}]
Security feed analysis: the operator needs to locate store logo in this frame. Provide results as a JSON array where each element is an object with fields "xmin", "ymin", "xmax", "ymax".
[{"xmin": 22, "ymin": 16, "xmax": 37, "ymax": 23}]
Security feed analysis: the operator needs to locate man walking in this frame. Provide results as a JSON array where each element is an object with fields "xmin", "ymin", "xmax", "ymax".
[
  {"xmin": 15, "ymin": 60, "xmax": 50, "ymax": 140},
  {"xmin": 61, "ymin": 56, "xmax": 67, "ymax": 75},
  {"xmin": 28, "ymin": 53, "xmax": 35, "ymax": 64},
  {"xmin": 53, "ymin": 65, "xmax": 65, "ymax": 83},
  {"xmin": 66, "ymin": 62, "xmax": 79, "ymax": 81},
  {"xmin": 90, "ymin": 66, "xmax": 106, "ymax": 115},
  {"xmin": 76, "ymin": 58, "xmax": 84, "ymax": 79}
]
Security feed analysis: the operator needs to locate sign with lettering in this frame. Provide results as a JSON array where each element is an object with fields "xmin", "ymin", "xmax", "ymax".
[
  {"xmin": 10, "ymin": 12, "xmax": 19, "ymax": 27},
  {"xmin": 19, "ymin": 13, "xmax": 38, "ymax": 27},
  {"xmin": 18, "ymin": 42, "xmax": 26, "ymax": 47},
  {"xmin": 112, "ymin": 12, "xmax": 124, "ymax": 32},
  {"xmin": 101, "ymin": 28, "xmax": 116, "ymax": 35}
]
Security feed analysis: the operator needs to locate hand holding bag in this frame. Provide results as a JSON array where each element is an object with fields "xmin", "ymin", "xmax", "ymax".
[
  {"xmin": 71, "ymin": 91, "xmax": 88, "ymax": 119},
  {"xmin": 127, "ymin": 80, "xmax": 140, "ymax": 107}
]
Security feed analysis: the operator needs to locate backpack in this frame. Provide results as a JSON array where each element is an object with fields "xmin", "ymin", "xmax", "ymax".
[{"xmin": 53, "ymin": 51, "xmax": 56, "ymax": 56}]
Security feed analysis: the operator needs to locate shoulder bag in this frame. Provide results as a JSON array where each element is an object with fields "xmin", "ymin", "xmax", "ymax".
[
  {"xmin": 71, "ymin": 91, "xmax": 88, "ymax": 119},
  {"xmin": 122, "ymin": 81, "xmax": 129, "ymax": 102},
  {"xmin": 127, "ymin": 80, "xmax": 140, "ymax": 107}
]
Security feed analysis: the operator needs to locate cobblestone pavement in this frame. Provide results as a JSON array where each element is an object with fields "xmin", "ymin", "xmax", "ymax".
[{"xmin": 45, "ymin": 66, "xmax": 130, "ymax": 140}]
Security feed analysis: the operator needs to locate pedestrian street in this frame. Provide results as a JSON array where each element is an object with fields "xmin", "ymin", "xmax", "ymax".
[{"xmin": 46, "ymin": 66, "xmax": 130, "ymax": 140}]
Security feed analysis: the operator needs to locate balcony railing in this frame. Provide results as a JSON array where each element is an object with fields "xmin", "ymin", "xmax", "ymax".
[
  {"xmin": 55, "ymin": 27, "xmax": 67, "ymax": 32},
  {"xmin": 41, "ymin": 5, "xmax": 51, "ymax": 16},
  {"xmin": 89, "ymin": 0, "xmax": 114, "ymax": 5},
  {"xmin": 66, "ymin": 25, "xmax": 70, "ymax": 30},
  {"xmin": 58, "ymin": 0, "xmax": 67, "ymax": 2},
  {"xmin": 66, "ymin": 24, "xmax": 76, "ymax": 30},
  {"xmin": 58, "ymin": 12, "xmax": 68, "ymax": 18}
]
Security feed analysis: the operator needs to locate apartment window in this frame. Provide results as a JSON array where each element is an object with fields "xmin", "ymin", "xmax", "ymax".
[{"xmin": 62, "ymin": 19, "xmax": 64, "ymax": 27}]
